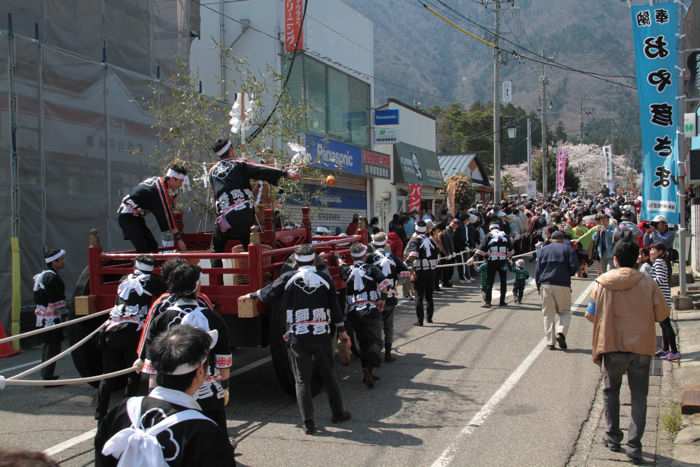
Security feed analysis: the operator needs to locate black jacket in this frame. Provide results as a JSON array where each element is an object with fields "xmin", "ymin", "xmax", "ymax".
[
  {"xmin": 258, "ymin": 266, "xmax": 344, "ymax": 336},
  {"xmin": 95, "ymin": 388, "xmax": 234, "ymax": 467},
  {"xmin": 118, "ymin": 177, "xmax": 178, "ymax": 233},
  {"xmin": 209, "ymin": 159, "xmax": 286, "ymax": 217},
  {"xmin": 33, "ymin": 268, "xmax": 67, "ymax": 328}
]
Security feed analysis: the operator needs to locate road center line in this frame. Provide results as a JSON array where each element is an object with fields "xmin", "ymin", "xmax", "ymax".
[
  {"xmin": 0, "ymin": 360, "xmax": 41, "ymax": 376},
  {"xmin": 430, "ymin": 281, "xmax": 595, "ymax": 467},
  {"xmin": 42, "ymin": 355, "xmax": 273, "ymax": 457}
]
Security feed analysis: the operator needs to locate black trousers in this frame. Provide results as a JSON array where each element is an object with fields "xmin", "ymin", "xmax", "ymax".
[
  {"xmin": 485, "ymin": 261, "xmax": 508, "ymax": 305},
  {"xmin": 382, "ymin": 302, "xmax": 396, "ymax": 352},
  {"xmin": 212, "ymin": 208, "xmax": 256, "ymax": 253},
  {"xmin": 287, "ymin": 335, "xmax": 345, "ymax": 423},
  {"xmin": 41, "ymin": 327, "xmax": 63, "ymax": 379},
  {"xmin": 347, "ymin": 313, "xmax": 383, "ymax": 369},
  {"xmin": 442, "ymin": 258, "xmax": 454, "ymax": 286},
  {"xmin": 660, "ymin": 318, "xmax": 678, "ymax": 353},
  {"xmin": 415, "ymin": 270, "xmax": 434, "ymax": 324},
  {"xmin": 118, "ymin": 214, "xmax": 159, "ymax": 253},
  {"xmin": 96, "ymin": 325, "xmax": 140, "ymax": 418}
]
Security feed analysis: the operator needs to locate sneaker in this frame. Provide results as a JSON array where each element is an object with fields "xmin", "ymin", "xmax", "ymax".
[
  {"xmin": 655, "ymin": 349, "xmax": 668, "ymax": 358},
  {"xmin": 385, "ymin": 351, "xmax": 396, "ymax": 363},
  {"xmin": 548, "ymin": 344, "xmax": 556, "ymax": 351},
  {"xmin": 482, "ymin": 303, "xmax": 491, "ymax": 308},
  {"xmin": 304, "ymin": 420, "xmax": 316, "ymax": 435},
  {"xmin": 331, "ymin": 411, "xmax": 352, "ymax": 424},
  {"xmin": 664, "ymin": 352, "xmax": 681, "ymax": 361},
  {"xmin": 414, "ymin": 321, "xmax": 423, "ymax": 327},
  {"xmin": 556, "ymin": 333, "xmax": 568, "ymax": 350}
]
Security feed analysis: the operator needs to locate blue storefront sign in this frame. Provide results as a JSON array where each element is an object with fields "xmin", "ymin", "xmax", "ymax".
[
  {"xmin": 305, "ymin": 134, "xmax": 363, "ymax": 176},
  {"xmin": 374, "ymin": 109, "xmax": 399, "ymax": 126},
  {"xmin": 631, "ymin": 3, "xmax": 680, "ymax": 224}
]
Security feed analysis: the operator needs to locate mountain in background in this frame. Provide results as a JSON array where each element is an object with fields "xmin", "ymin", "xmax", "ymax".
[{"xmin": 345, "ymin": 0, "xmax": 639, "ymax": 142}]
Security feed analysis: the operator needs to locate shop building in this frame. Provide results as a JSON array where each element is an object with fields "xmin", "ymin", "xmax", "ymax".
[
  {"xmin": 438, "ymin": 154, "xmax": 493, "ymax": 202},
  {"xmin": 372, "ymin": 99, "xmax": 443, "ymax": 224}
]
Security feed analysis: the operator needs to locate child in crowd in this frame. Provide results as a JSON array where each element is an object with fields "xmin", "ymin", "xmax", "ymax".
[
  {"xmin": 511, "ymin": 259, "xmax": 529, "ymax": 304},
  {"xmin": 649, "ymin": 243, "xmax": 680, "ymax": 361},
  {"xmin": 637, "ymin": 247, "xmax": 653, "ymax": 277}
]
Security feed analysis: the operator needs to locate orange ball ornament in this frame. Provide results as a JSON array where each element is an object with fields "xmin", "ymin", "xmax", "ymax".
[{"xmin": 325, "ymin": 175, "xmax": 337, "ymax": 187}]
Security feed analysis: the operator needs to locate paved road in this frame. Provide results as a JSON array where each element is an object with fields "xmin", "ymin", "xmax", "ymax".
[{"xmin": 0, "ymin": 273, "xmax": 602, "ymax": 467}]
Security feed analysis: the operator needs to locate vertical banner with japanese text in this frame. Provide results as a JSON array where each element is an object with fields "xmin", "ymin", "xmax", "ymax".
[
  {"xmin": 602, "ymin": 145, "xmax": 615, "ymax": 194},
  {"xmin": 631, "ymin": 3, "xmax": 680, "ymax": 224},
  {"xmin": 556, "ymin": 148, "xmax": 568, "ymax": 193},
  {"xmin": 408, "ymin": 184, "xmax": 422, "ymax": 213},
  {"xmin": 285, "ymin": 0, "xmax": 304, "ymax": 53}
]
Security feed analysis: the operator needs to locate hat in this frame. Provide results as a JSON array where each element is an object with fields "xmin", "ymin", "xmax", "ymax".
[
  {"xmin": 515, "ymin": 259, "xmax": 525, "ymax": 268},
  {"xmin": 134, "ymin": 256, "xmax": 155, "ymax": 273},
  {"xmin": 415, "ymin": 221, "xmax": 427, "ymax": 233},
  {"xmin": 372, "ymin": 232, "xmax": 387, "ymax": 247},
  {"xmin": 488, "ymin": 224, "xmax": 500, "ymax": 231},
  {"xmin": 652, "ymin": 215, "xmax": 668, "ymax": 224}
]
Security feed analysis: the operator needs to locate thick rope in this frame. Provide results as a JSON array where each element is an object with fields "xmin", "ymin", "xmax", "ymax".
[
  {"xmin": 433, "ymin": 249, "xmax": 537, "ymax": 269},
  {"xmin": 0, "ymin": 308, "xmax": 112, "ymax": 345},
  {"xmin": 10, "ymin": 321, "xmax": 108, "ymax": 380},
  {"xmin": 0, "ymin": 367, "xmax": 136, "ymax": 390}
]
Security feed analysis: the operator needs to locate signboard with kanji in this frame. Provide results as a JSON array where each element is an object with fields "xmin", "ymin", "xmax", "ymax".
[{"xmin": 631, "ymin": 3, "xmax": 680, "ymax": 224}]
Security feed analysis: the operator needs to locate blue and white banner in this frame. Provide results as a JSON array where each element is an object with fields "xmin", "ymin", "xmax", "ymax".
[
  {"xmin": 631, "ymin": 3, "xmax": 680, "ymax": 224},
  {"xmin": 305, "ymin": 134, "xmax": 363, "ymax": 176}
]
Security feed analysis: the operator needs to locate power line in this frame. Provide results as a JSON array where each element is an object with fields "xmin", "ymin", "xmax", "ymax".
[
  {"xmin": 417, "ymin": 0, "xmax": 636, "ymax": 90},
  {"xmin": 193, "ymin": 0, "xmax": 279, "ymax": 42},
  {"xmin": 426, "ymin": 0, "xmax": 637, "ymax": 83}
]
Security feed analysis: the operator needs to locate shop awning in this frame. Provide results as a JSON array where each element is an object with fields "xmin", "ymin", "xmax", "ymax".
[{"xmin": 394, "ymin": 143, "xmax": 444, "ymax": 187}]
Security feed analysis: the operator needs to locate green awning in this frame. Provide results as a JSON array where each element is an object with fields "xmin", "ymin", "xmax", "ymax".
[{"xmin": 394, "ymin": 143, "xmax": 443, "ymax": 187}]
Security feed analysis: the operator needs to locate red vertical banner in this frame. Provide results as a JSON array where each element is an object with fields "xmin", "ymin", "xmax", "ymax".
[
  {"xmin": 408, "ymin": 184, "xmax": 422, "ymax": 212},
  {"xmin": 285, "ymin": 0, "xmax": 304, "ymax": 53}
]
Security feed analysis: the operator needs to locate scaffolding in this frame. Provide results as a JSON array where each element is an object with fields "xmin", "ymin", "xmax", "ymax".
[{"xmin": 0, "ymin": 1, "xmax": 198, "ymax": 335}]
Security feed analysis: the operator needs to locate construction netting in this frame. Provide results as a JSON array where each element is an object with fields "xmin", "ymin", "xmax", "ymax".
[{"xmin": 0, "ymin": 1, "xmax": 198, "ymax": 331}]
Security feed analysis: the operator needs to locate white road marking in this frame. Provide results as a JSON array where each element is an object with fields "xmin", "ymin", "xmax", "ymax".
[
  {"xmin": 0, "ymin": 360, "xmax": 41, "ymax": 376},
  {"xmin": 430, "ymin": 281, "xmax": 596, "ymax": 467},
  {"xmin": 42, "ymin": 355, "xmax": 274, "ymax": 457},
  {"xmin": 43, "ymin": 428, "xmax": 97, "ymax": 458}
]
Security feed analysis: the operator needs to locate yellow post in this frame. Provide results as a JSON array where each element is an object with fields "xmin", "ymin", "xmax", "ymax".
[{"xmin": 10, "ymin": 236, "xmax": 21, "ymax": 352}]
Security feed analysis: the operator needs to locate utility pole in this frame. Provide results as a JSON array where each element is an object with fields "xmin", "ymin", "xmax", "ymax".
[
  {"xmin": 492, "ymin": 0, "xmax": 502, "ymax": 202},
  {"xmin": 540, "ymin": 53, "xmax": 549, "ymax": 196},
  {"xmin": 526, "ymin": 117, "xmax": 532, "ymax": 181}
]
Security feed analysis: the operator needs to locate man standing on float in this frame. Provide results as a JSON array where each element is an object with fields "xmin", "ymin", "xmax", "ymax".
[{"xmin": 209, "ymin": 138, "xmax": 300, "ymax": 252}]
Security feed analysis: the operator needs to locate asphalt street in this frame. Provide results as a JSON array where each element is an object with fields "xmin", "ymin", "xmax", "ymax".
[{"xmin": 0, "ymin": 271, "xmax": 602, "ymax": 467}]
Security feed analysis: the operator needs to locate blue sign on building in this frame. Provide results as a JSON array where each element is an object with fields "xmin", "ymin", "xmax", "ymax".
[
  {"xmin": 631, "ymin": 3, "xmax": 680, "ymax": 224},
  {"xmin": 305, "ymin": 134, "xmax": 363, "ymax": 176},
  {"xmin": 374, "ymin": 109, "xmax": 399, "ymax": 126}
]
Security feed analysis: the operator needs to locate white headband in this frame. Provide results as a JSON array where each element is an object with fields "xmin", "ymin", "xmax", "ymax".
[
  {"xmin": 351, "ymin": 245, "xmax": 368, "ymax": 258},
  {"xmin": 45, "ymin": 249, "xmax": 66, "ymax": 264},
  {"xmin": 161, "ymin": 328, "xmax": 218, "ymax": 375},
  {"xmin": 215, "ymin": 140, "xmax": 232, "ymax": 157},
  {"xmin": 372, "ymin": 240, "xmax": 387, "ymax": 247},
  {"xmin": 295, "ymin": 253, "xmax": 315, "ymax": 263},
  {"xmin": 134, "ymin": 260, "xmax": 154, "ymax": 272},
  {"xmin": 415, "ymin": 225, "xmax": 427, "ymax": 233},
  {"xmin": 166, "ymin": 168, "xmax": 187, "ymax": 181}
]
